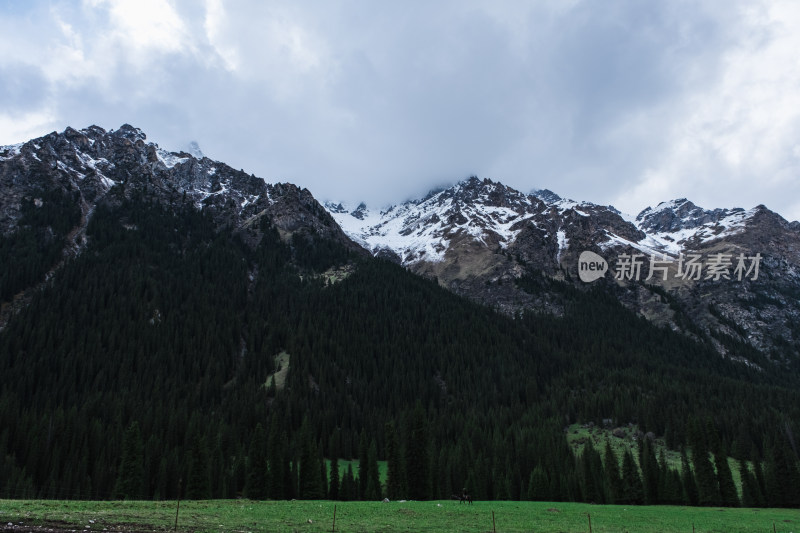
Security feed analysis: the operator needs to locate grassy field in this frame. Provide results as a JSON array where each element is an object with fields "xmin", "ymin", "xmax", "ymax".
[{"xmin": 2, "ymin": 499, "xmax": 799, "ymax": 533}]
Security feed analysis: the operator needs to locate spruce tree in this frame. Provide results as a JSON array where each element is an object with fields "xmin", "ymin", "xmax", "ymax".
[
  {"xmin": 114, "ymin": 422, "xmax": 144, "ymax": 500},
  {"xmin": 620, "ymin": 448, "xmax": 643, "ymax": 505},
  {"xmin": 603, "ymin": 441, "xmax": 622, "ymax": 504},
  {"xmin": 329, "ymin": 457, "xmax": 340, "ymax": 500},
  {"xmin": 357, "ymin": 433, "xmax": 369, "ymax": 499},
  {"xmin": 245, "ymin": 424, "xmax": 268, "ymax": 500},
  {"xmin": 639, "ymin": 437, "xmax": 660, "ymax": 505},
  {"xmin": 186, "ymin": 436, "xmax": 211, "ymax": 500},
  {"xmin": 739, "ymin": 459, "xmax": 762, "ymax": 508},
  {"xmin": 405, "ymin": 402, "xmax": 431, "ymax": 500},
  {"xmin": 680, "ymin": 448, "xmax": 699, "ymax": 506},
  {"xmin": 298, "ymin": 420, "xmax": 324, "ymax": 499},
  {"xmin": 764, "ymin": 440, "xmax": 800, "ymax": 508},
  {"xmin": 579, "ymin": 442, "xmax": 604, "ymax": 503},
  {"xmin": 340, "ymin": 464, "xmax": 356, "ymax": 501},
  {"xmin": 527, "ymin": 465, "xmax": 549, "ymax": 501},
  {"xmin": 689, "ymin": 421, "xmax": 720, "ymax": 506},
  {"xmin": 385, "ymin": 422, "xmax": 403, "ymax": 500},
  {"xmin": 365, "ymin": 439, "xmax": 381, "ymax": 500},
  {"xmin": 714, "ymin": 445, "xmax": 739, "ymax": 507}
]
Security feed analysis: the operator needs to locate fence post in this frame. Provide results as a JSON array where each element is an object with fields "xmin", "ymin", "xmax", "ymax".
[
  {"xmin": 587, "ymin": 512, "xmax": 592, "ymax": 533},
  {"xmin": 174, "ymin": 478, "xmax": 182, "ymax": 533},
  {"xmin": 492, "ymin": 510, "xmax": 496, "ymax": 533},
  {"xmin": 331, "ymin": 504, "xmax": 337, "ymax": 533}
]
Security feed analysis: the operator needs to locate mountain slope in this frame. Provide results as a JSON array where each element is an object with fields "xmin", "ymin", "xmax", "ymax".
[
  {"xmin": 0, "ymin": 124, "xmax": 362, "ymax": 329},
  {"xmin": 326, "ymin": 177, "xmax": 800, "ymax": 363}
]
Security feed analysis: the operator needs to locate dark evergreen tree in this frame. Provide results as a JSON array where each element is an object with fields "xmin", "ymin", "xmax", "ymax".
[
  {"xmin": 527, "ymin": 465, "xmax": 549, "ymax": 501},
  {"xmin": 405, "ymin": 402, "xmax": 431, "ymax": 500},
  {"xmin": 714, "ymin": 445, "xmax": 739, "ymax": 507},
  {"xmin": 186, "ymin": 436, "xmax": 211, "ymax": 500},
  {"xmin": 267, "ymin": 424, "xmax": 289, "ymax": 500},
  {"xmin": 357, "ymin": 433, "xmax": 369, "ymax": 500},
  {"xmin": 298, "ymin": 419, "xmax": 324, "ymax": 499},
  {"xmin": 603, "ymin": 441, "xmax": 622, "ymax": 504},
  {"xmin": 619, "ymin": 448, "xmax": 643, "ymax": 505},
  {"xmin": 340, "ymin": 465, "xmax": 356, "ymax": 501},
  {"xmin": 639, "ymin": 437, "xmax": 660, "ymax": 505},
  {"xmin": 114, "ymin": 422, "xmax": 144, "ymax": 500},
  {"xmin": 680, "ymin": 448, "xmax": 699, "ymax": 506},
  {"xmin": 764, "ymin": 440, "xmax": 800, "ymax": 508},
  {"xmin": 689, "ymin": 419, "xmax": 721, "ymax": 506},
  {"xmin": 329, "ymin": 457, "xmax": 340, "ymax": 500},
  {"xmin": 578, "ymin": 442, "xmax": 604, "ymax": 503},
  {"xmin": 246, "ymin": 424, "xmax": 268, "ymax": 500},
  {"xmin": 385, "ymin": 422, "xmax": 403, "ymax": 500},
  {"xmin": 739, "ymin": 459, "xmax": 762, "ymax": 508},
  {"xmin": 365, "ymin": 439, "xmax": 381, "ymax": 500}
]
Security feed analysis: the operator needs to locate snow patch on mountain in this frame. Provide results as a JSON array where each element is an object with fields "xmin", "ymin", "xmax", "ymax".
[
  {"xmin": 156, "ymin": 148, "xmax": 189, "ymax": 169},
  {"xmin": 0, "ymin": 143, "xmax": 23, "ymax": 160}
]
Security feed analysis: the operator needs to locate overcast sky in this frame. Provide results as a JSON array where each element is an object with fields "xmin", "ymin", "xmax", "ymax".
[{"xmin": 2, "ymin": 0, "xmax": 800, "ymax": 220}]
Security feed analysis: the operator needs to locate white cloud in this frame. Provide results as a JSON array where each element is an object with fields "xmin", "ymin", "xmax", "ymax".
[
  {"xmin": 1, "ymin": 0, "xmax": 800, "ymax": 220},
  {"xmin": 611, "ymin": 0, "xmax": 800, "ymax": 218},
  {"xmin": 0, "ymin": 109, "xmax": 58, "ymax": 146}
]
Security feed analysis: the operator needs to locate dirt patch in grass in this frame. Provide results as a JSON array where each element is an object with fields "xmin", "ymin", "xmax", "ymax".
[{"xmin": 1, "ymin": 520, "xmax": 162, "ymax": 533}]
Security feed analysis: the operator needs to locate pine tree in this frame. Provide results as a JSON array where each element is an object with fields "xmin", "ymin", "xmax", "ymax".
[
  {"xmin": 714, "ymin": 445, "xmax": 739, "ymax": 507},
  {"xmin": 329, "ymin": 457, "xmax": 340, "ymax": 500},
  {"xmin": 186, "ymin": 436, "xmax": 211, "ymax": 500},
  {"xmin": 527, "ymin": 465, "xmax": 549, "ymax": 501},
  {"xmin": 245, "ymin": 424, "xmax": 268, "ymax": 500},
  {"xmin": 689, "ymin": 420, "xmax": 720, "ymax": 506},
  {"xmin": 603, "ymin": 441, "xmax": 622, "ymax": 504},
  {"xmin": 639, "ymin": 437, "xmax": 660, "ymax": 505},
  {"xmin": 405, "ymin": 402, "xmax": 431, "ymax": 500},
  {"xmin": 340, "ymin": 464, "xmax": 356, "ymax": 501},
  {"xmin": 267, "ymin": 423, "xmax": 288, "ymax": 499},
  {"xmin": 680, "ymin": 448, "xmax": 698, "ymax": 506},
  {"xmin": 739, "ymin": 459, "xmax": 762, "ymax": 508},
  {"xmin": 365, "ymin": 439, "xmax": 381, "ymax": 500},
  {"xmin": 619, "ymin": 448, "xmax": 643, "ymax": 505},
  {"xmin": 764, "ymin": 440, "xmax": 800, "ymax": 508},
  {"xmin": 579, "ymin": 442, "xmax": 604, "ymax": 503},
  {"xmin": 357, "ymin": 433, "xmax": 369, "ymax": 499},
  {"xmin": 298, "ymin": 419, "xmax": 324, "ymax": 499},
  {"xmin": 114, "ymin": 422, "xmax": 144, "ymax": 500},
  {"xmin": 385, "ymin": 422, "xmax": 403, "ymax": 500}
]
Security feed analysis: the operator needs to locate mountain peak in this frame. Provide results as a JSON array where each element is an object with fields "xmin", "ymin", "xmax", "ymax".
[
  {"xmin": 112, "ymin": 123, "xmax": 147, "ymax": 142},
  {"xmin": 531, "ymin": 188, "xmax": 562, "ymax": 204}
]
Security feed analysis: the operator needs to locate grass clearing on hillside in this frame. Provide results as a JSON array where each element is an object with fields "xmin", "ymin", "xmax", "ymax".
[
  {"xmin": 566, "ymin": 423, "xmax": 747, "ymax": 493},
  {"xmin": 1, "ymin": 499, "xmax": 799, "ymax": 533}
]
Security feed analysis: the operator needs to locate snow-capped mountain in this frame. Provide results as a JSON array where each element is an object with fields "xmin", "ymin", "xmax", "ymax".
[
  {"xmin": 0, "ymin": 124, "xmax": 362, "ymax": 328},
  {"xmin": 4, "ymin": 125, "xmax": 800, "ymax": 363},
  {"xmin": 0, "ymin": 124, "xmax": 356, "ymax": 245},
  {"xmin": 326, "ymin": 177, "xmax": 800, "ymax": 362}
]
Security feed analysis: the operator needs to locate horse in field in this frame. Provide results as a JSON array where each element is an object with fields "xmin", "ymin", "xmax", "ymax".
[{"xmin": 452, "ymin": 490, "xmax": 473, "ymax": 504}]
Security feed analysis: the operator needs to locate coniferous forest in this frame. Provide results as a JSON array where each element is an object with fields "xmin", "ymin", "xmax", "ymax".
[{"xmin": 1, "ymin": 194, "xmax": 799, "ymax": 506}]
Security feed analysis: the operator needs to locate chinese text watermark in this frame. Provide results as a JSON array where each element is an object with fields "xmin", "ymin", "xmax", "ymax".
[{"xmin": 579, "ymin": 251, "xmax": 761, "ymax": 283}]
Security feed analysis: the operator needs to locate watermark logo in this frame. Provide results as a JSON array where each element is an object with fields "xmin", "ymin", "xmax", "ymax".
[
  {"xmin": 578, "ymin": 251, "xmax": 608, "ymax": 282},
  {"xmin": 578, "ymin": 251, "xmax": 762, "ymax": 283}
]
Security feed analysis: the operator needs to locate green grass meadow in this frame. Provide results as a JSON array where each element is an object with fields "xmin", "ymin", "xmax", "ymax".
[{"xmin": 2, "ymin": 499, "xmax": 799, "ymax": 533}]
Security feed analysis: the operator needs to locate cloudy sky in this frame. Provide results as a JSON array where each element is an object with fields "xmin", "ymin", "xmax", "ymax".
[{"xmin": 2, "ymin": 0, "xmax": 800, "ymax": 220}]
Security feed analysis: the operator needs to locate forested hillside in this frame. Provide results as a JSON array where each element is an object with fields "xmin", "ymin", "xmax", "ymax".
[{"xmin": 1, "ymin": 194, "xmax": 799, "ymax": 506}]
